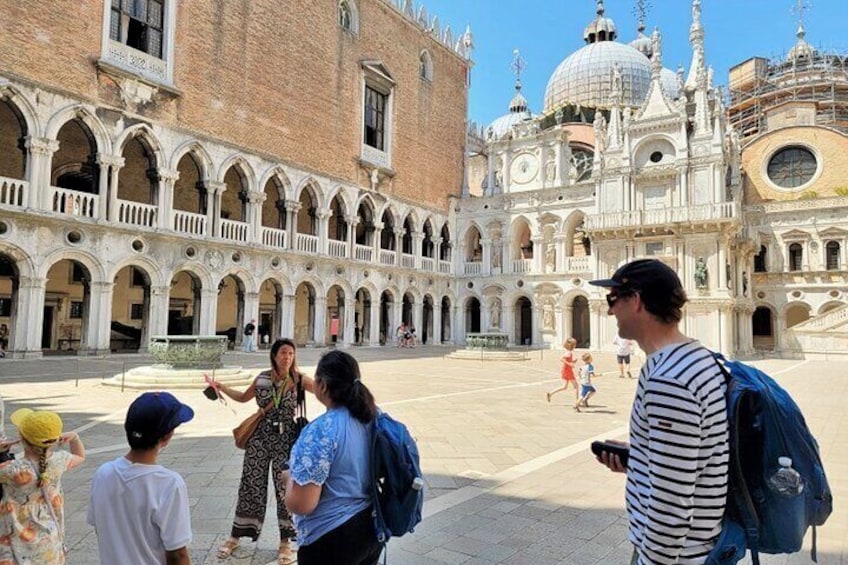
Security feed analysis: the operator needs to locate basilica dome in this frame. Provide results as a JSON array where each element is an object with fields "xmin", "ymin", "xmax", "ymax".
[{"xmin": 487, "ymin": 83, "xmax": 532, "ymax": 140}]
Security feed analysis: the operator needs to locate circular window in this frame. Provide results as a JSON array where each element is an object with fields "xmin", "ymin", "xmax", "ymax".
[
  {"xmin": 363, "ymin": 270, "xmax": 369, "ymax": 278},
  {"xmin": 483, "ymin": 204, "xmax": 489, "ymax": 210},
  {"xmin": 466, "ymin": 282, "xmax": 474, "ymax": 289},
  {"xmin": 757, "ymin": 291, "xmax": 766, "ymax": 299},
  {"xmin": 67, "ymin": 231, "xmax": 82, "ymax": 244},
  {"xmin": 516, "ymin": 280, "xmax": 524, "ymax": 288},
  {"xmin": 185, "ymin": 246, "xmax": 197, "ymax": 259},
  {"xmin": 0, "ymin": 221, "xmax": 8, "ymax": 235},
  {"xmin": 336, "ymin": 266, "xmax": 345, "ymax": 275},
  {"xmin": 232, "ymin": 252, "xmax": 242, "ymax": 263},
  {"xmin": 305, "ymin": 262, "xmax": 314, "ymax": 272},
  {"xmin": 650, "ymin": 151, "xmax": 663, "ymax": 163},
  {"xmin": 271, "ymin": 257, "xmax": 281, "ymax": 268},
  {"xmin": 767, "ymin": 146, "xmax": 817, "ymax": 189},
  {"xmin": 131, "ymin": 239, "xmax": 144, "ymax": 253},
  {"xmin": 791, "ymin": 290, "xmax": 802, "ymax": 299},
  {"xmin": 829, "ymin": 289, "xmax": 840, "ymax": 298}
]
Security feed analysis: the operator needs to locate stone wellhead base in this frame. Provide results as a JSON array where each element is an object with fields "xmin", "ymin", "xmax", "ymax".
[
  {"xmin": 446, "ymin": 349, "xmax": 529, "ymax": 361},
  {"xmin": 102, "ymin": 365, "xmax": 255, "ymax": 390}
]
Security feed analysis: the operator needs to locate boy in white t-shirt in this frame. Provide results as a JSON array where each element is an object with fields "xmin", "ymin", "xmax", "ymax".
[
  {"xmin": 575, "ymin": 352, "xmax": 597, "ymax": 412},
  {"xmin": 88, "ymin": 392, "xmax": 194, "ymax": 565},
  {"xmin": 613, "ymin": 334, "xmax": 635, "ymax": 378}
]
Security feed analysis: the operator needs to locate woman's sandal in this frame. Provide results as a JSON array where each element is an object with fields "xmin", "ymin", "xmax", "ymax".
[
  {"xmin": 217, "ymin": 538, "xmax": 239, "ymax": 560},
  {"xmin": 278, "ymin": 542, "xmax": 297, "ymax": 565}
]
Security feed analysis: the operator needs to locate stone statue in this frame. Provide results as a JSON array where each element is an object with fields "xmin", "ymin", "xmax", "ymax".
[
  {"xmin": 694, "ymin": 257, "xmax": 708, "ymax": 289},
  {"xmin": 545, "ymin": 241, "xmax": 556, "ymax": 272},
  {"xmin": 742, "ymin": 271, "xmax": 748, "ymax": 296},
  {"xmin": 542, "ymin": 302, "xmax": 554, "ymax": 330},
  {"xmin": 593, "ymin": 110, "xmax": 607, "ymax": 149},
  {"xmin": 490, "ymin": 298, "xmax": 501, "ymax": 329},
  {"xmin": 554, "ymin": 107, "xmax": 564, "ymax": 125},
  {"xmin": 370, "ymin": 168, "xmax": 380, "ymax": 190}
]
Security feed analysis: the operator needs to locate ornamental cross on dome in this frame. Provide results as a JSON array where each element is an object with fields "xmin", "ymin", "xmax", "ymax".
[
  {"xmin": 510, "ymin": 49, "xmax": 526, "ymax": 85},
  {"xmin": 633, "ymin": 0, "xmax": 652, "ymax": 30},
  {"xmin": 791, "ymin": 0, "xmax": 811, "ymax": 28}
]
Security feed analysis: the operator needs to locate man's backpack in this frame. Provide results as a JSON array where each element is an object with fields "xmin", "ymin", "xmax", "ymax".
[
  {"xmin": 370, "ymin": 409, "xmax": 424, "ymax": 544},
  {"xmin": 707, "ymin": 354, "xmax": 832, "ymax": 565}
]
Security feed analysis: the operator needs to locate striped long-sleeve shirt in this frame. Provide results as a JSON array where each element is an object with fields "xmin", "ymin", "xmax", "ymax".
[{"xmin": 626, "ymin": 340, "xmax": 728, "ymax": 564}]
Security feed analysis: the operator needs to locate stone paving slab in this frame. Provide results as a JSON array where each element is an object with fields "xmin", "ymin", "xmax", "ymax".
[{"xmin": 0, "ymin": 348, "xmax": 845, "ymax": 564}]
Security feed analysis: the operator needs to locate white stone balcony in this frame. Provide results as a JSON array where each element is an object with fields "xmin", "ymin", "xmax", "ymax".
[
  {"xmin": 0, "ymin": 176, "xmax": 27, "ymax": 207},
  {"xmin": 379, "ymin": 250, "xmax": 395, "ymax": 266},
  {"xmin": 401, "ymin": 253, "xmax": 415, "ymax": 268},
  {"xmin": 220, "ymin": 219, "xmax": 249, "ymax": 242},
  {"xmin": 117, "ymin": 199, "xmax": 157, "ymax": 227},
  {"xmin": 172, "ymin": 210, "xmax": 207, "ymax": 236},
  {"xmin": 261, "ymin": 226, "xmax": 287, "ymax": 249},
  {"xmin": 328, "ymin": 239, "xmax": 348, "ymax": 258},
  {"xmin": 564, "ymin": 256, "xmax": 590, "ymax": 273},
  {"xmin": 51, "ymin": 186, "xmax": 98, "ymax": 218},
  {"xmin": 512, "ymin": 259, "xmax": 532, "ymax": 274},
  {"xmin": 587, "ymin": 202, "xmax": 740, "ymax": 230},
  {"xmin": 439, "ymin": 260, "xmax": 451, "ymax": 274},
  {"xmin": 296, "ymin": 233, "xmax": 319, "ymax": 254},
  {"xmin": 464, "ymin": 261, "xmax": 482, "ymax": 275},
  {"xmin": 355, "ymin": 244, "xmax": 373, "ymax": 262},
  {"xmin": 421, "ymin": 257, "xmax": 435, "ymax": 271}
]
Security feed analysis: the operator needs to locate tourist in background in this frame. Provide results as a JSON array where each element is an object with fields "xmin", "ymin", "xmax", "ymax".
[
  {"xmin": 216, "ymin": 338, "xmax": 314, "ymax": 565},
  {"xmin": 613, "ymin": 333, "xmax": 635, "ymax": 378}
]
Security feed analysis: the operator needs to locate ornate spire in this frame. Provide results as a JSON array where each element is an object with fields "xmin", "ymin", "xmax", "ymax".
[
  {"xmin": 788, "ymin": 0, "xmax": 815, "ymax": 61},
  {"xmin": 629, "ymin": 0, "xmax": 653, "ymax": 57},
  {"xmin": 685, "ymin": 0, "xmax": 706, "ymax": 91},
  {"xmin": 584, "ymin": 0, "xmax": 617, "ymax": 44},
  {"xmin": 508, "ymin": 49, "xmax": 529, "ymax": 113}
]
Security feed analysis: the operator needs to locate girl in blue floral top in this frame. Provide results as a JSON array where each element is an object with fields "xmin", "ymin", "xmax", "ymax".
[{"xmin": 286, "ymin": 350, "xmax": 382, "ymax": 565}]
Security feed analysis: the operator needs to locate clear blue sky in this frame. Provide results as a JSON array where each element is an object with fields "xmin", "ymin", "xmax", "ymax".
[{"xmin": 419, "ymin": 0, "xmax": 848, "ymax": 127}]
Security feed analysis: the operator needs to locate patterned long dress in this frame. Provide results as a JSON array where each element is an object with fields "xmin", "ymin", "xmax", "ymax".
[{"xmin": 231, "ymin": 371, "xmax": 300, "ymax": 541}]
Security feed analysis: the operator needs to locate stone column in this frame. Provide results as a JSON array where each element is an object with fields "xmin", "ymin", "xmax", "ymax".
[
  {"xmin": 199, "ymin": 288, "xmax": 218, "ymax": 335},
  {"xmin": 24, "ymin": 137, "xmax": 59, "ymax": 210},
  {"xmin": 434, "ymin": 237, "xmax": 443, "ymax": 269},
  {"xmin": 412, "ymin": 231, "xmax": 424, "ymax": 268},
  {"xmin": 343, "ymin": 297, "xmax": 356, "ymax": 347},
  {"xmin": 504, "ymin": 301, "xmax": 515, "ymax": 345},
  {"xmin": 243, "ymin": 292, "xmax": 260, "ymax": 333},
  {"xmin": 413, "ymin": 300, "xmax": 423, "ymax": 338},
  {"xmin": 313, "ymin": 296, "xmax": 328, "ymax": 345},
  {"xmin": 718, "ymin": 237, "xmax": 728, "ymax": 291},
  {"xmin": 433, "ymin": 301, "xmax": 443, "ymax": 344},
  {"xmin": 148, "ymin": 285, "xmax": 170, "ymax": 338},
  {"xmin": 455, "ymin": 303, "xmax": 466, "ymax": 345},
  {"xmin": 346, "ymin": 215, "xmax": 359, "ymax": 259},
  {"xmin": 555, "ymin": 235, "xmax": 567, "ymax": 272},
  {"xmin": 369, "ymin": 299, "xmax": 381, "ymax": 345},
  {"xmin": 481, "ymin": 238, "xmax": 492, "ymax": 275},
  {"xmin": 394, "ymin": 228, "xmax": 404, "ymax": 266},
  {"xmin": 11, "ymin": 276, "xmax": 46, "ymax": 358},
  {"xmin": 285, "ymin": 200, "xmax": 301, "ymax": 250},
  {"xmin": 157, "ymin": 169, "xmax": 180, "ymax": 230},
  {"xmin": 206, "ymin": 181, "xmax": 226, "ymax": 238},
  {"xmin": 531, "ymin": 236, "xmax": 544, "ymax": 273},
  {"xmin": 85, "ymin": 281, "xmax": 114, "ymax": 355},
  {"xmin": 104, "ymin": 155, "xmax": 125, "ymax": 222},
  {"xmin": 720, "ymin": 304, "xmax": 734, "ymax": 355},
  {"xmin": 678, "ymin": 166, "xmax": 689, "ymax": 207},
  {"xmin": 317, "ymin": 210, "xmax": 331, "ymax": 255},
  {"xmin": 589, "ymin": 300, "xmax": 604, "ymax": 353},
  {"xmin": 282, "ymin": 294, "xmax": 296, "ymax": 338},
  {"xmin": 372, "ymin": 221, "xmax": 384, "ymax": 261},
  {"xmin": 392, "ymin": 298, "xmax": 403, "ymax": 344},
  {"xmin": 247, "ymin": 191, "xmax": 266, "ymax": 243}
]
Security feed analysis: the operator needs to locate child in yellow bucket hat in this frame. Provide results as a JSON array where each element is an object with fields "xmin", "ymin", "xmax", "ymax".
[{"xmin": 0, "ymin": 408, "xmax": 85, "ymax": 564}]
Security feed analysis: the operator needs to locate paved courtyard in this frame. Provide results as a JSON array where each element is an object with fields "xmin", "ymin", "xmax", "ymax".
[{"xmin": 0, "ymin": 348, "xmax": 846, "ymax": 564}]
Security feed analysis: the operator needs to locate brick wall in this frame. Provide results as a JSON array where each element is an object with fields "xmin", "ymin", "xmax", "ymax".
[{"xmin": 0, "ymin": 0, "xmax": 468, "ymax": 211}]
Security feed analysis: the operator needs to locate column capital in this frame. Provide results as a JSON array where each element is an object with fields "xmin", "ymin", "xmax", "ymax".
[
  {"xmin": 246, "ymin": 191, "xmax": 266, "ymax": 204},
  {"xmin": 156, "ymin": 168, "xmax": 181, "ymax": 182},
  {"xmin": 206, "ymin": 181, "xmax": 227, "ymax": 195},
  {"xmin": 316, "ymin": 210, "xmax": 331, "ymax": 220},
  {"xmin": 17, "ymin": 276, "xmax": 46, "ymax": 289},
  {"xmin": 284, "ymin": 200, "xmax": 302, "ymax": 213},
  {"xmin": 372, "ymin": 221, "xmax": 384, "ymax": 231},
  {"xmin": 345, "ymin": 214, "xmax": 360, "ymax": 226},
  {"xmin": 96, "ymin": 153, "xmax": 125, "ymax": 169},
  {"xmin": 150, "ymin": 285, "xmax": 170, "ymax": 297},
  {"xmin": 25, "ymin": 136, "xmax": 59, "ymax": 155},
  {"xmin": 393, "ymin": 227, "xmax": 405, "ymax": 237}
]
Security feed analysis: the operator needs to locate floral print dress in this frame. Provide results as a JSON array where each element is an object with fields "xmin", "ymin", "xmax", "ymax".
[{"xmin": 0, "ymin": 450, "xmax": 72, "ymax": 565}]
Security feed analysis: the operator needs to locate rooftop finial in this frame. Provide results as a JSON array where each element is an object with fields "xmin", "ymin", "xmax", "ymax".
[
  {"xmin": 510, "ymin": 48, "xmax": 526, "ymax": 91},
  {"xmin": 634, "ymin": 0, "xmax": 651, "ymax": 33},
  {"xmin": 791, "ymin": 0, "xmax": 810, "ymax": 38},
  {"xmin": 597, "ymin": 0, "xmax": 605, "ymax": 16}
]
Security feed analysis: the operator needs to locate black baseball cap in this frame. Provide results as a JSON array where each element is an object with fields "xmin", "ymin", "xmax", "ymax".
[
  {"xmin": 125, "ymin": 391, "xmax": 194, "ymax": 444},
  {"xmin": 589, "ymin": 259, "xmax": 686, "ymax": 311}
]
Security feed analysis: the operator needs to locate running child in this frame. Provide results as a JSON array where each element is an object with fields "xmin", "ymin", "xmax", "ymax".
[
  {"xmin": 546, "ymin": 338, "xmax": 579, "ymax": 404},
  {"xmin": 575, "ymin": 352, "xmax": 597, "ymax": 412}
]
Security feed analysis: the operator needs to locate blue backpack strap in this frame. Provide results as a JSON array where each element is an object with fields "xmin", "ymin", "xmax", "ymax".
[{"xmin": 370, "ymin": 414, "xmax": 388, "ymax": 545}]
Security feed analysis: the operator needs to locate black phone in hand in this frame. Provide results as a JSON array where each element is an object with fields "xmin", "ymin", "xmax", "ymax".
[{"xmin": 591, "ymin": 441, "xmax": 629, "ymax": 468}]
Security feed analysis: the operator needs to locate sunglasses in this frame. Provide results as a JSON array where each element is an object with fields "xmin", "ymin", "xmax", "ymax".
[{"xmin": 606, "ymin": 290, "xmax": 635, "ymax": 308}]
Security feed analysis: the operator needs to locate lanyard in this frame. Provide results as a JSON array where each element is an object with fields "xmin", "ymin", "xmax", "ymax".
[{"xmin": 271, "ymin": 375, "xmax": 290, "ymax": 409}]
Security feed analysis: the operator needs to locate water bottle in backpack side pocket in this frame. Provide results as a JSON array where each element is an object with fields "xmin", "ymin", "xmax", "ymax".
[{"xmin": 767, "ymin": 457, "xmax": 805, "ymax": 497}]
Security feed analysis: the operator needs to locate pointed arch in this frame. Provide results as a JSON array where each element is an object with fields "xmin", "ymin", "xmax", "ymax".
[
  {"xmin": 170, "ymin": 140, "xmax": 214, "ymax": 179},
  {"xmin": 218, "ymin": 155, "xmax": 257, "ymax": 191},
  {"xmin": 325, "ymin": 185, "xmax": 354, "ymax": 215},
  {"xmin": 0, "ymin": 85, "xmax": 39, "ymax": 138},
  {"xmin": 45, "ymin": 104, "xmax": 112, "ymax": 154},
  {"xmin": 419, "ymin": 49, "xmax": 434, "ymax": 81},
  {"xmin": 258, "ymin": 165, "xmax": 292, "ymax": 201},
  {"xmin": 114, "ymin": 124, "xmax": 166, "ymax": 169},
  {"xmin": 295, "ymin": 177, "xmax": 325, "ymax": 210}
]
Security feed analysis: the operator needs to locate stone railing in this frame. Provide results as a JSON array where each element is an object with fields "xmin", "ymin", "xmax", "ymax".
[
  {"xmin": 587, "ymin": 202, "xmax": 739, "ymax": 230},
  {"xmin": 401, "ymin": 253, "xmax": 415, "ymax": 268},
  {"xmin": 328, "ymin": 239, "xmax": 348, "ymax": 258},
  {"xmin": 439, "ymin": 260, "xmax": 451, "ymax": 273},
  {"xmin": 51, "ymin": 186, "xmax": 98, "ymax": 218},
  {"xmin": 172, "ymin": 210, "xmax": 207, "ymax": 235},
  {"xmin": 148, "ymin": 335, "xmax": 229, "ymax": 369},
  {"xmin": 0, "ymin": 176, "xmax": 27, "ymax": 207},
  {"xmin": 117, "ymin": 199, "xmax": 157, "ymax": 227},
  {"xmin": 355, "ymin": 244, "xmax": 373, "ymax": 262},
  {"xmin": 464, "ymin": 261, "xmax": 482, "ymax": 275},
  {"xmin": 465, "ymin": 332, "xmax": 509, "ymax": 350},
  {"xmin": 261, "ymin": 226, "xmax": 287, "ymax": 248},
  {"xmin": 221, "ymin": 218, "xmax": 249, "ymax": 242},
  {"xmin": 379, "ymin": 249, "xmax": 395, "ymax": 265},
  {"xmin": 421, "ymin": 257, "xmax": 435, "ymax": 271},
  {"xmin": 512, "ymin": 259, "xmax": 532, "ymax": 273},
  {"xmin": 296, "ymin": 233, "xmax": 319, "ymax": 253},
  {"xmin": 564, "ymin": 256, "xmax": 590, "ymax": 272}
]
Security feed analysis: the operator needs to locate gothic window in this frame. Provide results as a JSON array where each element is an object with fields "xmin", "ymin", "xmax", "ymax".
[
  {"xmin": 788, "ymin": 243, "xmax": 803, "ymax": 272},
  {"xmin": 754, "ymin": 245, "xmax": 767, "ymax": 273},
  {"xmin": 110, "ymin": 0, "xmax": 165, "ymax": 58},
  {"xmin": 767, "ymin": 146, "xmax": 817, "ymax": 189},
  {"xmin": 826, "ymin": 241, "xmax": 841, "ymax": 270},
  {"xmin": 571, "ymin": 149, "xmax": 593, "ymax": 182},
  {"xmin": 364, "ymin": 86, "xmax": 387, "ymax": 151},
  {"xmin": 339, "ymin": 1, "xmax": 352, "ymax": 30},
  {"xmin": 419, "ymin": 50, "xmax": 433, "ymax": 82}
]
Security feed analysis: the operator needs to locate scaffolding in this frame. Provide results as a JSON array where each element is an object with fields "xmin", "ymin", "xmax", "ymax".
[{"xmin": 728, "ymin": 49, "xmax": 848, "ymax": 140}]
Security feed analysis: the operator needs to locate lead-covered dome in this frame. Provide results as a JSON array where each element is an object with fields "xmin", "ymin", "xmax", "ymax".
[
  {"xmin": 544, "ymin": 41, "xmax": 652, "ymax": 112},
  {"xmin": 487, "ymin": 82, "xmax": 532, "ymax": 140}
]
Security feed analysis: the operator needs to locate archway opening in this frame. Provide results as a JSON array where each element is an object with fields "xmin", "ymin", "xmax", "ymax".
[
  {"xmin": 168, "ymin": 271, "xmax": 201, "ymax": 335},
  {"xmin": 465, "ymin": 297, "xmax": 481, "ymax": 334},
  {"xmin": 216, "ymin": 274, "xmax": 245, "ymax": 349},
  {"xmin": 259, "ymin": 278, "xmax": 284, "ymax": 346},
  {"xmin": 0, "ymin": 99, "xmax": 27, "ymax": 180},
  {"xmin": 752, "ymin": 306, "xmax": 775, "ymax": 350},
  {"xmin": 422, "ymin": 295, "xmax": 434, "ymax": 344},
  {"xmin": 571, "ymin": 296, "xmax": 590, "ymax": 348},
  {"xmin": 379, "ymin": 290, "xmax": 394, "ymax": 345},
  {"xmin": 111, "ymin": 265, "xmax": 151, "ymax": 352},
  {"xmin": 355, "ymin": 288, "xmax": 372, "ymax": 345},
  {"xmin": 44, "ymin": 259, "xmax": 92, "ymax": 354},
  {"xmin": 327, "ymin": 285, "xmax": 346, "ymax": 345},
  {"xmin": 440, "ymin": 296, "xmax": 451, "ymax": 342},
  {"xmin": 402, "ymin": 292, "xmax": 414, "ymax": 327},
  {"xmin": 0, "ymin": 253, "xmax": 20, "ymax": 355},
  {"xmin": 295, "ymin": 282, "xmax": 316, "ymax": 346},
  {"xmin": 515, "ymin": 297, "xmax": 532, "ymax": 346},
  {"xmin": 785, "ymin": 304, "xmax": 810, "ymax": 329}
]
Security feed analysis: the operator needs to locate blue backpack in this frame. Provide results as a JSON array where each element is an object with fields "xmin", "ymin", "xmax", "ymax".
[
  {"xmin": 370, "ymin": 409, "xmax": 424, "ymax": 544},
  {"xmin": 707, "ymin": 354, "xmax": 833, "ymax": 565}
]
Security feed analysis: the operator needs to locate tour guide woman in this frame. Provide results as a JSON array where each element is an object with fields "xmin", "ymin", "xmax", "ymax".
[
  {"xmin": 286, "ymin": 350, "xmax": 383, "ymax": 565},
  {"xmin": 215, "ymin": 338, "xmax": 313, "ymax": 565}
]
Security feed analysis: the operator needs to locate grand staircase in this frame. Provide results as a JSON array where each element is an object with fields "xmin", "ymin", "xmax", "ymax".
[{"xmin": 785, "ymin": 303, "xmax": 848, "ymax": 358}]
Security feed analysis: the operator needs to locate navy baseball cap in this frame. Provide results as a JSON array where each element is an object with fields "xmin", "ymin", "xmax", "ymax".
[
  {"xmin": 125, "ymin": 392, "xmax": 194, "ymax": 443},
  {"xmin": 590, "ymin": 259, "xmax": 686, "ymax": 310}
]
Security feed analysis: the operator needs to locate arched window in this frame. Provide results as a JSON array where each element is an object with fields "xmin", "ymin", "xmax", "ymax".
[
  {"xmin": 826, "ymin": 241, "xmax": 841, "ymax": 270},
  {"xmin": 419, "ymin": 50, "xmax": 433, "ymax": 82},
  {"xmin": 754, "ymin": 245, "xmax": 767, "ymax": 273},
  {"xmin": 338, "ymin": 0, "xmax": 358, "ymax": 33},
  {"xmin": 788, "ymin": 243, "xmax": 803, "ymax": 272}
]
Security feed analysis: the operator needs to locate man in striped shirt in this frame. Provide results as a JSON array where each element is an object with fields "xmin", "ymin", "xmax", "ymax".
[{"xmin": 591, "ymin": 259, "xmax": 728, "ymax": 564}]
